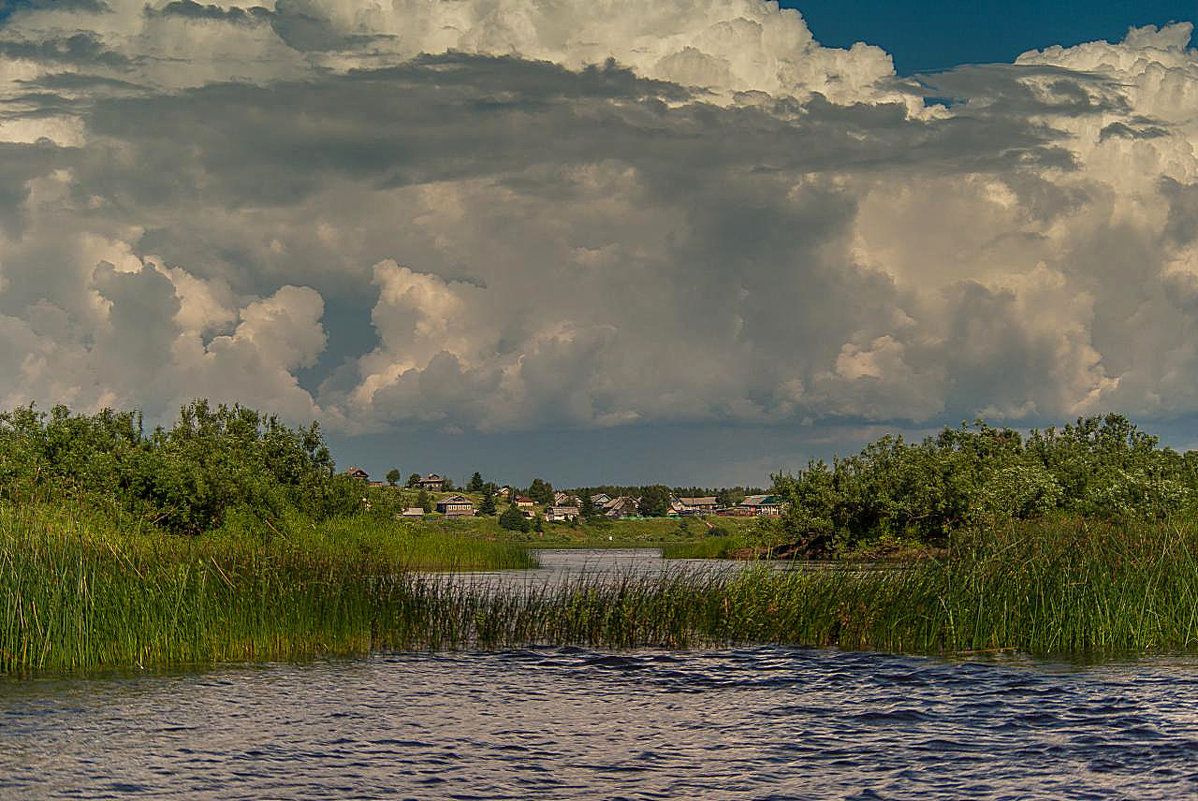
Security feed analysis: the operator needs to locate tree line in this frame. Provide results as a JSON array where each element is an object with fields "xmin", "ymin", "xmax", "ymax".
[
  {"xmin": 0, "ymin": 401, "xmax": 361, "ymax": 534},
  {"xmin": 768, "ymin": 414, "xmax": 1197, "ymax": 555}
]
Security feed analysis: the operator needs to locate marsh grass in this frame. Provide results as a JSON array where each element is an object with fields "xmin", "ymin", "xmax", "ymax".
[{"xmin": 6, "ymin": 507, "xmax": 1198, "ymax": 674}]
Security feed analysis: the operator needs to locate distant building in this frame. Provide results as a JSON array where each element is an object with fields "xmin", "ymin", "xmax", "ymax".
[
  {"xmin": 739, "ymin": 494, "xmax": 785, "ymax": 516},
  {"xmin": 416, "ymin": 473, "xmax": 447, "ymax": 490},
  {"xmin": 678, "ymin": 497, "xmax": 718, "ymax": 514},
  {"xmin": 590, "ymin": 493, "xmax": 612, "ymax": 507},
  {"xmin": 436, "ymin": 494, "xmax": 475, "ymax": 516},
  {"xmin": 515, "ymin": 496, "xmax": 536, "ymax": 517},
  {"xmin": 553, "ymin": 491, "xmax": 580, "ymax": 507},
  {"xmin": 545, "ymin": 505, "xmax": 580, "ymax": 522},
  {"xmin": 497, "ymin": 486, "xmax": 513, "ymax": 500},
  {"xmin": 603, "ymin": 496, "xmax": 639, "ymax": 519},
  {"xmin": 400, "ymin": 507, "xmax": 425, "ymax": 519},
  {"xmin": 345, "ymin": 467, "xmax": 369, "ymax": 481}
]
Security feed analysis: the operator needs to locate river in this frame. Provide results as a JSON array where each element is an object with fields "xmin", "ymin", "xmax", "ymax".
[{"xmin": 3, "ymin": 551, "xmax": 1197, "ymax": 799}]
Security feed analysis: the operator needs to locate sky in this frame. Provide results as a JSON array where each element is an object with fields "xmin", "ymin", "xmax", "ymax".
[{"xmin": 0, "ymin": 1, "xmax": 1194, "ymax": 488}]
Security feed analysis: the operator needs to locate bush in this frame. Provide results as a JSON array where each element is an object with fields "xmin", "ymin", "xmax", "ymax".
[{"xmin": 499, "ymin": 503, "xmax": 530, "ymax": 532}]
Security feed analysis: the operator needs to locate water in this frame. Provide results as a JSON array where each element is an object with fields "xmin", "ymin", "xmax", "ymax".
[
  {"xmin": 4, "ymin": 647, "xmax": 1198, "ymax": 799},
  {"xmin": 458, "ymin": 547, "xmax": 800, "ymax": 589}
]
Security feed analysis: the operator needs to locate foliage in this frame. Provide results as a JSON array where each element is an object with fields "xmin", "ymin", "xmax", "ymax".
[
  {"xmin": 527, "ymin": 477, "xmax": 553, "ymax": 505},
  {"xmin": 479, "ymin": 486, "xmax": 497, "ymax": 515},
  {"xmin": 769, "ymin": 414, "xmax": 1198, "ymax": 556},
  {"xmin": 417, "ymin": 489, "xmax": 433, "ymax": 513},
  {"xmin": 406, "ymin": 473, "xmax": 421, "ymax": 488},
  {"xmin": 468, "ymin": 472, "xmax": 485, "ymax": 492},
  {"xmin": 637, "ymin": 484, "xmax": 671, "ymax": 517},
  {"xmin": 499, "ymin": 502, "xmax": 530, "ymax": 532},
  {"xmin": 386, "ymin": 468, "xmax": 401, "ymax": 487},
  {"xmin": 0, "ymin": 400, "xmax": 359, "ymax": 535}
]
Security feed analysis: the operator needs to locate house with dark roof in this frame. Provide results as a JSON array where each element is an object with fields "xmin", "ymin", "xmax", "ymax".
[
  {"xmin": 739, "ymin": 494, "xmax": 785, "ymax": 516},
  {"xmin": 603, "ymin": 496, "xmax": 639, "ymax": 519},
  {"xmin": 415, "ymin": 473, "xmax": 447, "ymax": 490},
  {"xmin": 436, "ymin": 494, "xmax": 475, "ymax": 516},
  {"xmin": 346, "ymin": 467, "xmax": 369, "ymax": 481}
]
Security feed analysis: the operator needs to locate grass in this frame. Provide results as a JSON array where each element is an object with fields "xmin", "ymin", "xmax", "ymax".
[
  {"xmin": 660, "ymin": 536, "xmax": 743, "ymax": 559},
  {"xmin": 6, "ymin": 507, "xmax": 1198, "ymax": 674}
]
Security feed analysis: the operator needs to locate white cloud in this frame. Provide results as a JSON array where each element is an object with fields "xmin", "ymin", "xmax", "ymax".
[{"xmin": 0, "ymin": 3, "xmax": 1193, "ymax": 448}]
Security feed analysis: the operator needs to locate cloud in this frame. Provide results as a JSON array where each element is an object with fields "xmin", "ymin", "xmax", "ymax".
[{"xmin": 0, "ymin": 3, "xmax": 1193, "ymax": 460}]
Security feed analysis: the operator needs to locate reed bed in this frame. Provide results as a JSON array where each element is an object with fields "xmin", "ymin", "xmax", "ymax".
[{"xmin": 6, "ymin": 508, "xmax": 1198, "ymax": 674}]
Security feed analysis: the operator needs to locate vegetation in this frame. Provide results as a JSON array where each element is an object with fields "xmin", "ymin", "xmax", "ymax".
[
  {"xmin": 498, "ymin": 501, "xmax": 530, "ymax": 533},
  {"xmin": 8, "ymin": 506, "xmax": 1198, "ymax": 673},
  {"xmin": 767, "ymin": 414, "xmax": 1198, "ymax": 556},
  {"xmin": 0, "ymin": 400, "xmax": 364, "ymax": 535}
]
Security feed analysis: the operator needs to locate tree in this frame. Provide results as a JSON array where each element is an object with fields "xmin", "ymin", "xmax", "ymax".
[
  {"xmin": 638, "ymin": 485, "xmax": 671, "ymax": 517},
  {"xmin": 468, "ymin": 471, "xmax": 484, "ymax": 492},
  {"xmin": 417, "ymin": 489, "xmax": 433, "ymax": 513},
  {"xmin": 528, "ymin": 477, "xmax": 553, "ymax": 505},
  {"xmin": 406, "ymin": 472, "xmax": 421, "ymax": 488},
  {"xmin": 386, "ymin": 468, "xmax": 401, "ymax": 487},
  {"xmin": 441, "ymin": 477, "xmax": 456, "ymax": 492},
  {"xmin": 499, "ymin": 501, "xmax": 529, "ymax": 532},
  {"xmin": 579, "ymin": 492, "xmax": 597, "ymax": 520},
  {"xmin": 479, "ymin": 486, "xmax": 497, "ymax": 515}
]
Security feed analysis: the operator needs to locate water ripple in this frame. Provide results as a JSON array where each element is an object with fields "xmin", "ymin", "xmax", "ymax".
[{"xmin": 4, "ymin": 647, "xmax": 1198, "ymax": 798}]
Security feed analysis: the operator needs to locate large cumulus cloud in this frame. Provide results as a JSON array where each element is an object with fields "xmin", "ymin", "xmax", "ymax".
[{"xmin": 0, "ymin": 0, "xmax": 1194, "ymax": 448}]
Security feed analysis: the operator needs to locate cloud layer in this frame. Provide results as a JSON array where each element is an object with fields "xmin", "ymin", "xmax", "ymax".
[{"xmin": 0, "ymin": 1, "xmax": 1195, "ymax": 448}]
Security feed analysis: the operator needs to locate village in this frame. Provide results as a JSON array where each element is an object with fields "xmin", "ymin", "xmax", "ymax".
[{"xmin": 342, "ymin": 468, "xmax": 785, "ymax": 523}]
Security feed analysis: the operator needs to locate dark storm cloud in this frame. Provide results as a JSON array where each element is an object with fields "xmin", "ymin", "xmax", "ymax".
[{"xmin": 146, "ymin": 1, "xmax": 271, "ymax": 24}]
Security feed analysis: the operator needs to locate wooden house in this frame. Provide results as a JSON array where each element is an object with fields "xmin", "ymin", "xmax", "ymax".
[
  {"xmin": 679, "ymin": 497, "xmax": 718, "ymax": 514},
  {"xmin": 436, "ymin": 494, "xmax": 475, "ymax": 516},
  {"xmin": 416, "ymin": 473, "xmax": 447, "ymax": 490},
  {"xmin": 603, "ymin": 496, "xmax": 639, "ymax": 519},
  {"xmin": 739, "ymin": 494, "xmax": 784, "ymax": 516},
  {"xmin": 346, "ymin": 467, "xmax": 369, "ymax": 481},
  {"xmin": 545, "ymin": 505, "xmax": 580, "ymax": 522}
]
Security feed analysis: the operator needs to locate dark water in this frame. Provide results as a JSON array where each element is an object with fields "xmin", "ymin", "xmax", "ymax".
[{"xmin": 4, "ymin": 647, "xmax": 1198, "ymax": 799}]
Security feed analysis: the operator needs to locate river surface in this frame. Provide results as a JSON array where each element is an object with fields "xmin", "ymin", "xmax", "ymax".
[{"xmin": 3, "ymin": 551, "xmax": 1198, "ymax": 799}]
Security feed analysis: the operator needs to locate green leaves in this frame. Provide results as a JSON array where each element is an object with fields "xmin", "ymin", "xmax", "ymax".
[{"xmin": 771, "ymin": 414, "xmax": 1198, "ymax": 555}]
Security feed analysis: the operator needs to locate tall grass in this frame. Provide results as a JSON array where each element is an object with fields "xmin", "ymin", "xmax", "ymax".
[{"xmin": 6, "ymin": 508, "xmax": 1198, "ymax": 674}]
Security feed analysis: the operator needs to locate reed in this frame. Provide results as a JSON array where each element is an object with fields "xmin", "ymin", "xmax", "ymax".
[{"xmin": 6, "ymin": 508, "xmax": 1198, "ymax": 674}]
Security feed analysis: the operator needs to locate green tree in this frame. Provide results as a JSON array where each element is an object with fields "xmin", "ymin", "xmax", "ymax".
[
  {"xmin": 406, "ymin": 472, "xmax": 421, "ymax": 488},
  {"xmin": 579, "ymin": 492, "xmax": 597, "ymax": 520},
  {"xmin": 499, "ymin": 502, "xmax": 529, "ymax": 532},
  {"xmin": 417, "ymin": 489, "xmax": 433, "ymax": 513},
  {"xmin": 479, "ymin": 487, "xmax": 497, "ymax": 515},
  {"xmin": 468, "ymin": 472, "xmax": 484, "ymax": 492},
  {"xmin": 638, "ymin": 485, "xmax": 671, "ymax": 517},
  {"xmin": 386, "ymin": 468, "xmax": 401, "ymax": 487},
  {"xmin": 528, "ymin": 478, "xmax": 553, "ymax": 505}
]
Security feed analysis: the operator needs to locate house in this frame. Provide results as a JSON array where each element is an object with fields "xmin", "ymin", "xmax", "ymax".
[
  {"xmin": 399, "ymin": 507, "xmax": 425, "ymax": 519},
  {"xmin": 590, "ymin": 493, "xmax": 612, "ymax": 507},
  {"xmin": 415, "ymin": 473, "xmax": 447, "ymax": 491},
  {"xmin": 679, "ymin": 497, "xmax": 718, "ymax": 514},
  {"xmin": 346, "ymin": 467, "xmax": 369, "ymax": 481},
  {"xmin": 497, "ymin": 486, "xmax": 512, "ymax": 500},
  {"xmin": 740, "ymin": 494, "xmax": 785, "ymax": 516},
  {"xmin": 603, "ymin": 496, "xmax": 639, "ymax": 519},
  {"xmin": 436, "ymin": 494, "xmax": 475, "ymax": 516},
  {"xmin": 553, "ymin": 491, "xmax": 579, "ymax": 507},
  {"xmin": 545, "ymin": 505, "xmax": 580, "ymax": 522},
  {"xmin": 515, "ymin": 496, "xmax": 537, "ymax": 517}
]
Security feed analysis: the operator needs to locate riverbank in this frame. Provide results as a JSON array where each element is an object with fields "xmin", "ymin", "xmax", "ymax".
[{"xmin": 6, "ymin": 505, "xmax": 1198, "ymax": 673}]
